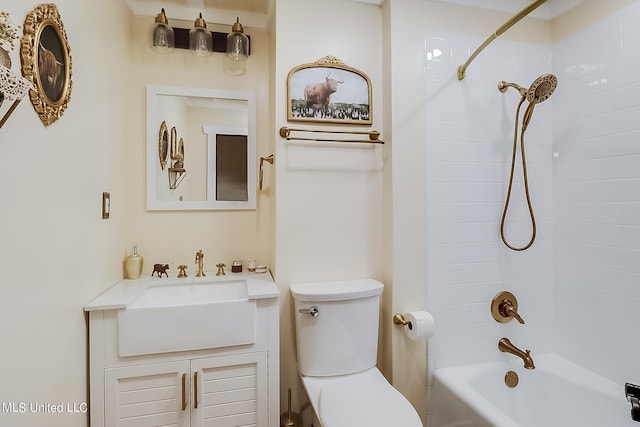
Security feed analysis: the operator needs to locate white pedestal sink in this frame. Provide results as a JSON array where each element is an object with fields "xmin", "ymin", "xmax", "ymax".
[{"xmin": 117, "ymin": 279, "xmax": 256, "ymax": 356}]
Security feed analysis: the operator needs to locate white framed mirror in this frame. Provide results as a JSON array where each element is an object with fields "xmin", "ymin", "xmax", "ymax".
[{"xmin": 146, "ymin": 85, "xmax": 256, "ymax": 210}]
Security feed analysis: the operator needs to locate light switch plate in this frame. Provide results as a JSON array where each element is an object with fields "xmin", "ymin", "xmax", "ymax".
[{"xmin": 102, "ymin": 192, "xmax": 110, "ymax": 219}]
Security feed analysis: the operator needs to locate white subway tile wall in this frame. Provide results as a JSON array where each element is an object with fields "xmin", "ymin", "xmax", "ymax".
[
  {"xmin": 425, "ymin": 32, "xmax": 555, "ymax": 369},
  {"xmin": 425, "ymin": 2, "xmax": 640, "ymax": 385},
  {"xmin": 553, "ymin": 3, "xmax": 640, "ymax": 384}
]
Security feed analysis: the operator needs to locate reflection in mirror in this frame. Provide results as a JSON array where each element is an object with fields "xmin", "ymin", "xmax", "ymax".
[
  {"xmin": 146, "ymin": 85, "xmax": 256, "ymax": 210},
  {"xmin": 158, "ymin": 121, "xmax": 168, "ymax": 170},
  {"xmin": 217, "ymin": 135, "xmax": 248, "ymax": 201}
]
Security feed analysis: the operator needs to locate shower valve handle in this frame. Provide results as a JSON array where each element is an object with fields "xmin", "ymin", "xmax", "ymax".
[
  {"xmin": 501, "ymin": 301, "xmax": 525, "ymax": 324},
  {"xmin": 491, "ymin": 291, "xmax": 525, "ymax": 324}
]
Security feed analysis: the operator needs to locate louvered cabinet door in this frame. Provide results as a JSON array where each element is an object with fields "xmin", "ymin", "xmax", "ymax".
[
  {"xmin": 191, "ymin": 352, "xmax": 268, "ymax": 427},
  {"xmin": 105, "ymin": 361, "xmax": 191, "ymax": 427}
]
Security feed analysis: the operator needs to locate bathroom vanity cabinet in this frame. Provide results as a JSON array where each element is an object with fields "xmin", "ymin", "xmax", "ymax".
[
  {"xmin": 84, "ymin": 273, "xmax": 279, "ymax": 427},
  {"xmin": 104, "ymin": 352, "xmax": 267, "ymax": 426}
]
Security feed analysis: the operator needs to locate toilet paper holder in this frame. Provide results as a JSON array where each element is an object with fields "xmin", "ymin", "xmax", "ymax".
[
  {"xmin": 393, "ymin": 313, "xmax": 413, "ymax": 330},
  {"xmin": 394, "ymin": 311, "xmax": 436, "ymax": 340}
]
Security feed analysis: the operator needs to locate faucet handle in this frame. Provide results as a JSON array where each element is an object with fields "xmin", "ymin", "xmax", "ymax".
[
  {"xmin": 491, "ymin": 291, "xmax": 525, "ymax": 324},
  {"xmin": 502, "ymin": 301, "xmax": 525, "ymax": 324}
]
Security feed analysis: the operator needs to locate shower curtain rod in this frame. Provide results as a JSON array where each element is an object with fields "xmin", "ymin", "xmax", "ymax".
[{"xmin": 457, "ymin": 0, "xmax": 548, "ymax": 80}]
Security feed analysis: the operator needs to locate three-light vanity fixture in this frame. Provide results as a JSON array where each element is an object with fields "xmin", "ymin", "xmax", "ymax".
[{"xmin": 151, "ymin": 8, "xmax": 249, "ymax": 74}]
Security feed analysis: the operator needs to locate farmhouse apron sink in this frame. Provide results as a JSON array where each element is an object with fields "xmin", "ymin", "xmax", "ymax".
[{"xmin": 117, "ymin": 279, "xmax": 256, "ymax": 357}]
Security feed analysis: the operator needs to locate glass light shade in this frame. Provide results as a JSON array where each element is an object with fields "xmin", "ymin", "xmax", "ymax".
[
  {"xmin": 151, "ymin": 9, "xmax": 174, "ymax": 53},
  {"xmin": 189, "ymin": 13, "xmax": 212, "ymax": 56},
  {"xmin": 226, "ymin": 18, "xmax": 249, "ymax": 62}
]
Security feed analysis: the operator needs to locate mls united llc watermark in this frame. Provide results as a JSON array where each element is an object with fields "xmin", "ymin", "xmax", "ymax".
[{"xmin": 2, "ymin": 401, "xmax": 87, "ymax": 414}]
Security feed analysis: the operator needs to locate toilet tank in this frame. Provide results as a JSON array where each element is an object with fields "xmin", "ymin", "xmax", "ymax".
[{"xmin": 290, "ymin": 279, "xmax": 383, "ymax": 377}]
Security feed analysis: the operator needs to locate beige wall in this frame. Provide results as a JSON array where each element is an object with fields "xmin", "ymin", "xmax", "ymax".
[
  {"xmin": 0, "ymin": 1, "xmax": 130, "ymax": 426},
  {"xmin": 0, "ymin": 1, "xmax": 271, "ymax": 426},
  {"xmin": 272, "ymin": 0, "xmax": 386, "ymax": 418},
  {"xmin": 552, "ymin": 0, "xmax": 637, "ymax": 41},
  {"xmin": 385, "ymin": 0, "xmax": 429, "ymax": 422},
  {"xmin": 124, "ymin": 16, "xmax": 272, "ymax": 269}
]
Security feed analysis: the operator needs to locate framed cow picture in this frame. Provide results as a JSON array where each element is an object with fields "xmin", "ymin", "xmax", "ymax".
[
  {"xmin": 287, "ymin": 55, "xmax": 372, "ymax": 125},
  {"xmin": 20, "ymin": 3, "xmax": 72, "ymax": 127}
]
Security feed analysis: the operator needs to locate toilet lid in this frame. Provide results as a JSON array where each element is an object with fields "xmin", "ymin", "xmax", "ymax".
[{"xmin": 318, "ymin": 369, "xmax": 422, "ymax": 427}]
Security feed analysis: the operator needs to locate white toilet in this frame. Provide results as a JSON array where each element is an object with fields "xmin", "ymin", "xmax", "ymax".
[{"xmin": 290, "ymin": 279, "xmax": 423, "ymax": 427}]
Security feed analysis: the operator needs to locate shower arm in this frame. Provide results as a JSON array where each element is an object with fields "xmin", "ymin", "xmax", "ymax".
[
  {"xmin": 457, "ymin": 0, "xmax": 548, "ymax": 81},
  {"xmin": 498, "ymin": 81, "xmax": 527, "ymax": 96}
]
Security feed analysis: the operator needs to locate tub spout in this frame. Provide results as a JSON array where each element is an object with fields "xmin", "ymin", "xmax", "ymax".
[{"xmin": 498, "ymin": 337, "xmax": 535, "ymax": 369}]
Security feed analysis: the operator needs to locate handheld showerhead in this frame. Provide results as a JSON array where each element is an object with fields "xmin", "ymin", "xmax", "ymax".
[
  {"xmin": 521, "ymin": 74, "xmax": 557, "ymax": 131},
  {"xmin": 526, "ymin": 74, "xmax": 557, "ymax": 105},
  {"xmin": 498, "ymin": 73, "xmax": 558, "ymax": 251},
  {"xmin": 498, "ymin": 74, "xmax": 557, "ymax": 103}
]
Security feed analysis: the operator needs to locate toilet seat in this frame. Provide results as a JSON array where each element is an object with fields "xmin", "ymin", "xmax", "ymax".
[{"xmin": 304, "ymin": 368, "xmax": 422, "ymax": 427}]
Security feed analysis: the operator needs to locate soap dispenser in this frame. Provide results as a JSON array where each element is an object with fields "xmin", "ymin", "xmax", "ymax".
[{"xmin": 125, "ymin": 244, "xmax": 144, "ymax": 280}]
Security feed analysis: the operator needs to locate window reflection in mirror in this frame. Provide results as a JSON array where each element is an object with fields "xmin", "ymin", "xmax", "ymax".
[
  {"xmin": 216, "ymin": 133, "xmax": 248, "ymax": 202},
  {"xmin": 146, "ymin": 85, "xmax": 256, "ymax": 210}
]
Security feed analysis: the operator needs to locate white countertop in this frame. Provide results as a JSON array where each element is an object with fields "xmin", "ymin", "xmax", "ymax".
[{"xmin": 84, "ymin": 270, "xmax": 279, "ymax": 312}]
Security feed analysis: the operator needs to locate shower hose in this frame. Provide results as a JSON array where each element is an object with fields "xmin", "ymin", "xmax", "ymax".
[{"xmin": 500, "ymin": 95, "xmax": 536, "ymax": 251}]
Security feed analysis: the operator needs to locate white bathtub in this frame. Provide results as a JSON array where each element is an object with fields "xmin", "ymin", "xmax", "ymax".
[{"xmin": 430, "ymin": 354, "xmax": 636, "ymax": 427}]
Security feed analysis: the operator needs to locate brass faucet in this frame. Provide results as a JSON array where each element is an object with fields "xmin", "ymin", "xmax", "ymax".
[
  {"xmin": 498, "ymin": 338, "xmax": 535, "ymax": 369},
  {"xmin": 195, "ymin": 250, "xmax": 205, "ymax": 277}
]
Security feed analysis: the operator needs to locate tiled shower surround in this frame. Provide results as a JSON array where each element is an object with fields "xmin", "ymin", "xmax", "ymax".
[{"xmin": 425, "ymin": 2, "xmax": 640, "ymax": 386}]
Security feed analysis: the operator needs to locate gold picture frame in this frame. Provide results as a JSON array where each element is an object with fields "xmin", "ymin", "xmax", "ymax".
[
  {"xmin": 20, "ymin": 4, "xmax": 72, "ymax": 127},
  {"xmin": 287, "ymin": 55, "xmax": 372, "ymax": 125}
]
